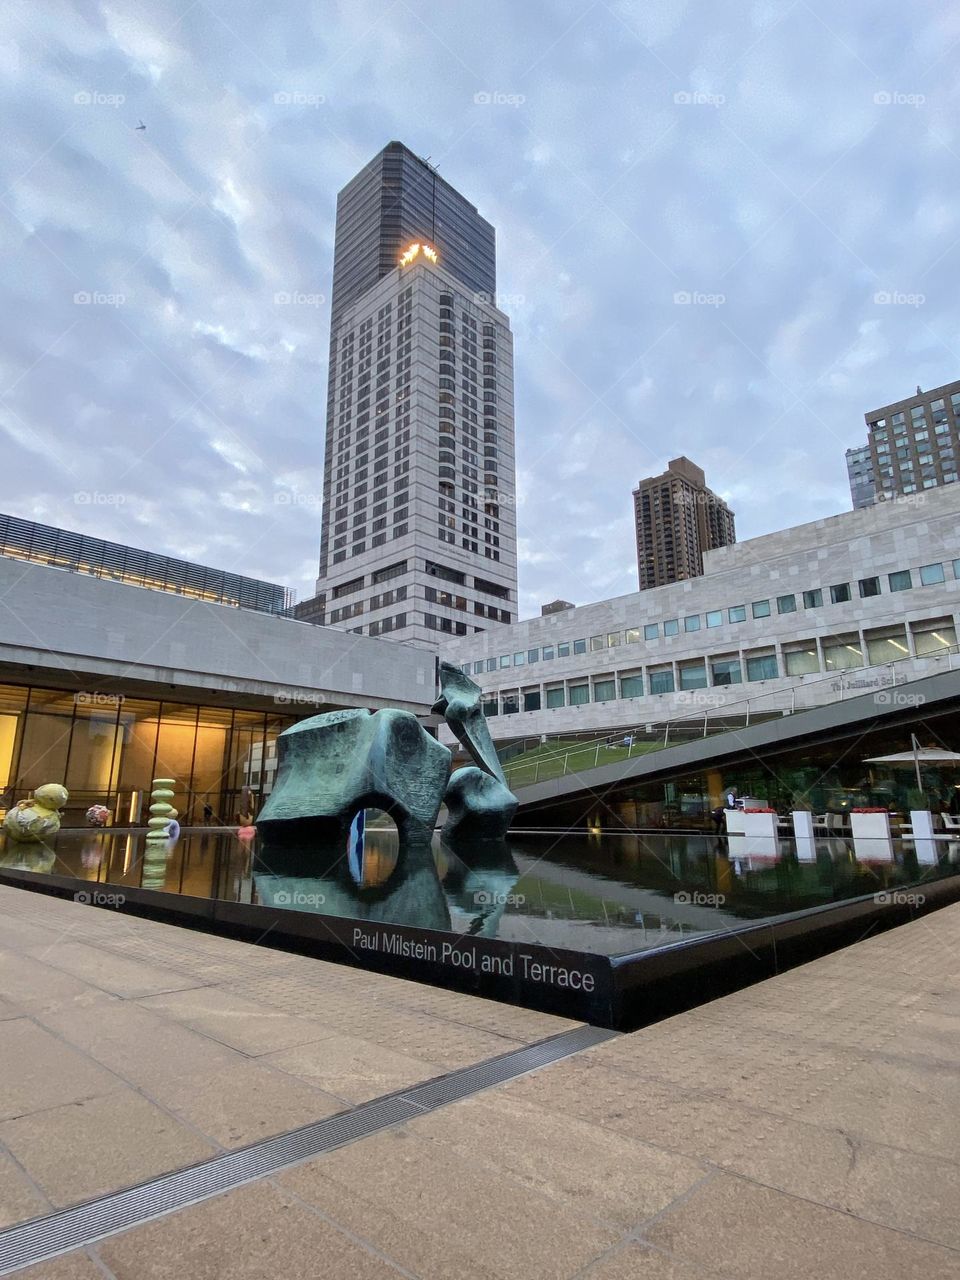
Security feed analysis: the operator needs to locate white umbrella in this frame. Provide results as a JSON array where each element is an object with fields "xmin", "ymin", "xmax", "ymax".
[{"xmin": 864, "ymin": 734, "xmax": 960, "ymax": 793}]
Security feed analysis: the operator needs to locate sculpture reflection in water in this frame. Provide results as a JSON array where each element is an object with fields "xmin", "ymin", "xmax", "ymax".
[{"xmin": 254, "ymin": 823, "xmax": 521, "ymax": 936}]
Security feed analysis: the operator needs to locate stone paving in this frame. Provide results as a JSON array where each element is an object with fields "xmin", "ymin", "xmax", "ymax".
[{"xmin": 2, "ymin": 886, "xmax": 960, "ymax": 1277}]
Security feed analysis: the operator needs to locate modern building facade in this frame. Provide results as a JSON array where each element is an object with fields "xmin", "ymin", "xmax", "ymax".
[
  {"xmin": 311, "ymin": 142, "xmax": 518, "ymax": 648},
  {"xmin": 0, "ymin": 556, "xmax": 434, "ymax": 827},
  {"xmin": 847, "ymin": 379, "xmax": 960, "ymax": 508},
  {"xmin": 441, "ymin": 482, "xmax": 960, "ymax": 745},
  {"xmin": 633, "ymin": 457, "xmax": 735, "ymax": 590},
  {"xmin": 845, "ymin": 443, "xmax": 876, "ymax": 509},
  {"xmin": 0, "ymin": 513, "xmax": 293, "ymax": 615}
]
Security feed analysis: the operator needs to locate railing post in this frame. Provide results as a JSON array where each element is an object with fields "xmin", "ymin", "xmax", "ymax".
[
  {"xmin": 703, "ymin": 711, "xmax": 708, "ymax": 738},
  {"xmin": 562, "ymin": 754, "xmax": 568, "ymax": 776},
  {"xmin": 664, "ymin": 722, "xmax": 670, "ymax": 747},
  {"xmin": 595, "ymin": 743, "xmax": 600, "ymax": 767}
]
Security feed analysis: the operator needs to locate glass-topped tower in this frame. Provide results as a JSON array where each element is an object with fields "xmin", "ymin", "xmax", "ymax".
[
  {"xmin": 329, "ymin": 142, "xmax": 497, "ymax": 327},
  {"xmin": 313, "ymin": 142, "xmax": 519, "ymax": 649}
]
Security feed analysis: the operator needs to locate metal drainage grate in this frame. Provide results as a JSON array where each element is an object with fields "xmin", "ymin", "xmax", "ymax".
[
  {"xmin": 0, "ymin": 1023, "xmax": 617, "ymax": 1276},
  {"xmin": 402, "ymin": 1022, "xmax": 618, "ymax": 1111}
]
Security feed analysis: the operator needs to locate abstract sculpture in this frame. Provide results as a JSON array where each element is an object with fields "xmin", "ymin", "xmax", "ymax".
[
  {"xmin": 146, "ymin": 777, "xmax": 178, "ymax": 842},
  {"xmin": 253, "ymin": 663, "xmax": 515, "ymax": 847},
  {"xmin": 257, "ymin": 708, "xmax": 451, "ymax": 844},
  {"xmin": 434, "ymin": 662, "xmax": 518, "ymax": 838},
  {"xmin": 2, "ymin": 784, "xmax": 69, "ymax": 843}
]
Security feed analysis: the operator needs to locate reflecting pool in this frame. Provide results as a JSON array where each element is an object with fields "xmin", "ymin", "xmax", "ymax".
[{"xmin": 4, "ymin": 823, "xmax": 956, "ymax": 959}]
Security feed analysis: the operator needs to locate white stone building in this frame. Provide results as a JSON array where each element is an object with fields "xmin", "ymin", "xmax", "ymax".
[{"xmin": 440, "ymin": 485, "xmax": 960, "ymax": 744}]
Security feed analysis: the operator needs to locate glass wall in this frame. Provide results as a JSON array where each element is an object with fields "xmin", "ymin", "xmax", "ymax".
[{"xmin": 0, "ymin": 683, "xmax": 296, "ymax": 828}]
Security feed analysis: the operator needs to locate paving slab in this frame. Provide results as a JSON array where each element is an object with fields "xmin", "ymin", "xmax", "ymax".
[{"xmin": 4, "ymin": 889, "xmax": 960, "ymax": 1277}]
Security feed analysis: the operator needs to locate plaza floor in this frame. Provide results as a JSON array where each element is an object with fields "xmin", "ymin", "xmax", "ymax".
[{"xmin": 1, "ymin": 884, "xmax": 959, "ymax": 1277}]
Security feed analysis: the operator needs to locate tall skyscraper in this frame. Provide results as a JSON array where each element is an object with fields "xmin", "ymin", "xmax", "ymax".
[
  {"xmin": 633, "ymin": 457, "xmax": 735, "ymax": 590},
  {"xmin": 847, "ymin": 379, "xmax": 960, "ymax": 509},
  {"xmin": 313, "ymin": 142, "xmax": 518, "ymax": 648}
]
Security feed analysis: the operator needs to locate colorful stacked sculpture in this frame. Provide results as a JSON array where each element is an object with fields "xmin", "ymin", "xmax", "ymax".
[{"xmin": 146, "ymin": 777, "xmax": 178, "ymax": 842}]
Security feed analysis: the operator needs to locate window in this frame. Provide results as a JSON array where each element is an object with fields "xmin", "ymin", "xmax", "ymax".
[
  {"xmin": 920, "ymin": 562, "xmax": 945, "ymax": 585},
  {"xmin": 542, "ymin": 644, "xmax": 554, "ymax": 661},
  {"xmin": 569, "ymin": 684, "xmax": 589, "ymax": 706},
  {"xmin": 648, "ymin": 667, "xmax": 675, "ymax": 694},
  {"xmin": 499, "ymin": 655, "xmax": 511, "ymax": 668},
  {"xmin": 829, "ymin": 583, "xmax": 851, "ymax": 604},
  {"xmin": 705, "ymin": 610, "xmax": 722, "ymax": 628},
  {"xmin": 684, "ymin": 615, "xmax": 701, "ymax": 633},
  {"xmin": 558, "ymin": 642, "xmax": 570, "ymax": 657},
  {"xmin": 607, "ymin": 632, "xmax": 621, "ymax": 647},
  {"xmin": 644, "ymin": 623, "xmax": 659, "ymax": 640},
  {"xmin": 803, "ymin": 588, "xmax": 823, "ymax": 609},
  {"xmin": 728, "ymin": 605, "xmax": 746, "ymax": 623},
  {"xmin": 523, "ymin": 691, "xmax": 541, "ymax": 712},
  {"xmin": 888, "ymin": 570, "xmax": 912, "ymax": 592},
  {"xmin": 473, "ymin": 661, "xmax": 483, "ymax": 674},
  {"xmin": 865, "ymin": 631, "xmax": 909, "ymax": 663},
  {"xmin": 593, "ymin": 679, "xmax": 616, "ymax": 702},
  {"xmin": 625, "ymin": 628, "xmax": 640, "ymax": 644},
  {"xmin": 823, "ymin": 641, "xmax": 863, "ymax": 671},
  {"xmin": 482, "ymin": 699, "xmax": 498, "ymax": 718},
  {"xmin": 513, "ymin": 651, "xmax": 525, "ymax": 666},
  {"xmin": 502, "ymin": 694, "xmax": 519, "ymax": 715},
  {"xmin": 776, "ymin": 594, "xmax": 797, "ymax": 614},
  {"xmin": 590, "ymin": 635, "xmax": 605, "ymax": 651},
  {"xmin": 679, "ymin": 661, "xmax": 708, "ymax": 690},
  {"xmin": 913, "ymin": 624, "xmax": 957, "ymax": 655},
  {"xmin": 746, "ymin": 654, "xmax": 779, "ymax": 681},
  {"xmin": 858, "ymin": 577, "xmax": 881, "ymax": 598},
  {"xmin": 711, "ymin": 658, "xmax": 742, "ymax": 686},
  {"xmin": 784, "ymin": 648, "xmax": 819, "ymax": 676},
  {"xmin": 527, "ymin": 648, "xmax": 539, "ymax": 664},
  {"xmin": 573, "ymin": 639, "xmax": 586, "ymax": 655},
  {"xmin": 620, "ymin": 674, "xmax": 643, "ymax": 698},
  {"xmin": 545, "ymin": 687, "xmax": 565, "ymax": 709},
  {"xmin": 752, "ymin": 599, "xmax": 771, "ymax": 619},
  {"xmin": 663, "ymin": 619, "xmax": 679, "ymax": 636},
  {"xmin": 486, "ymin": 657, "xmax": 496, "ymax": 672}
]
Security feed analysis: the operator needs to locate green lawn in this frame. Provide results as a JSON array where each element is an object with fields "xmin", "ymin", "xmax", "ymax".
[{"xmin": 502, "ymin": 737, "xmax": 665, "ymax": 788}]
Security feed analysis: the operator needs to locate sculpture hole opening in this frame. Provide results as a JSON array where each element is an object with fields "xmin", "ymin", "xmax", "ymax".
[{"xmin": 347, "ymin": 807, "xmax": 399, "ymax": 887}]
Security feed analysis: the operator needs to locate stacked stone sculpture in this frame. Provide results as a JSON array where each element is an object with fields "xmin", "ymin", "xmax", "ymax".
[
  {"xmin": 2, "ymin": 783, "xmax": 68, "ymax": 843},
  {"xmin": 146, "ymin": 777, "xmax": 178, "ymax": 842}
]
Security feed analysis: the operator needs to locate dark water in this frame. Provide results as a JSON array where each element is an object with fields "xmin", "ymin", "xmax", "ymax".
[{"xmin": 2, "ymin": 825, "xmax": 955, "ymax": 958}]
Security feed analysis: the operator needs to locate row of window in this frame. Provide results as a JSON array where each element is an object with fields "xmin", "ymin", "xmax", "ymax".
[
  {"xmin": 459, "ymin": 561, "xmax": 957, "ymax": 673},
  {"xmin": 477, "ymin": 622, "xmax": 958, "ymax": 715}
]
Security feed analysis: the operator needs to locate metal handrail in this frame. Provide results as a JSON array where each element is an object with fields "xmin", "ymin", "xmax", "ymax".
[{"xmin": 500, "ymin": 644, "xmax": 960, "ymax": 788}]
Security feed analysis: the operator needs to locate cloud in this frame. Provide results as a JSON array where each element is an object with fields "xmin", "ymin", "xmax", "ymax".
[{"xmin": 0, "ymin": 0, "xmax": 956, "ymax": 617}]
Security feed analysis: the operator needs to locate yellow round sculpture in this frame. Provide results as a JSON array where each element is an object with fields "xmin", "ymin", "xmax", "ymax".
[{"xmin": 3, "ymin": 784, "xmax": 69, "ymax": 843}]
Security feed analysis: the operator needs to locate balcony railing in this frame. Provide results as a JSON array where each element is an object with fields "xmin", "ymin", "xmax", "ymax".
[{"xmin": 500, "ymin": 645, "xmax": 960, "ymax": 790}]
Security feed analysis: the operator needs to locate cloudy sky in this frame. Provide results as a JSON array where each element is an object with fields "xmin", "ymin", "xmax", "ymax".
[{"xmin": 2, "ymin": 0, "xmax": 959, "ymax": 618}]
